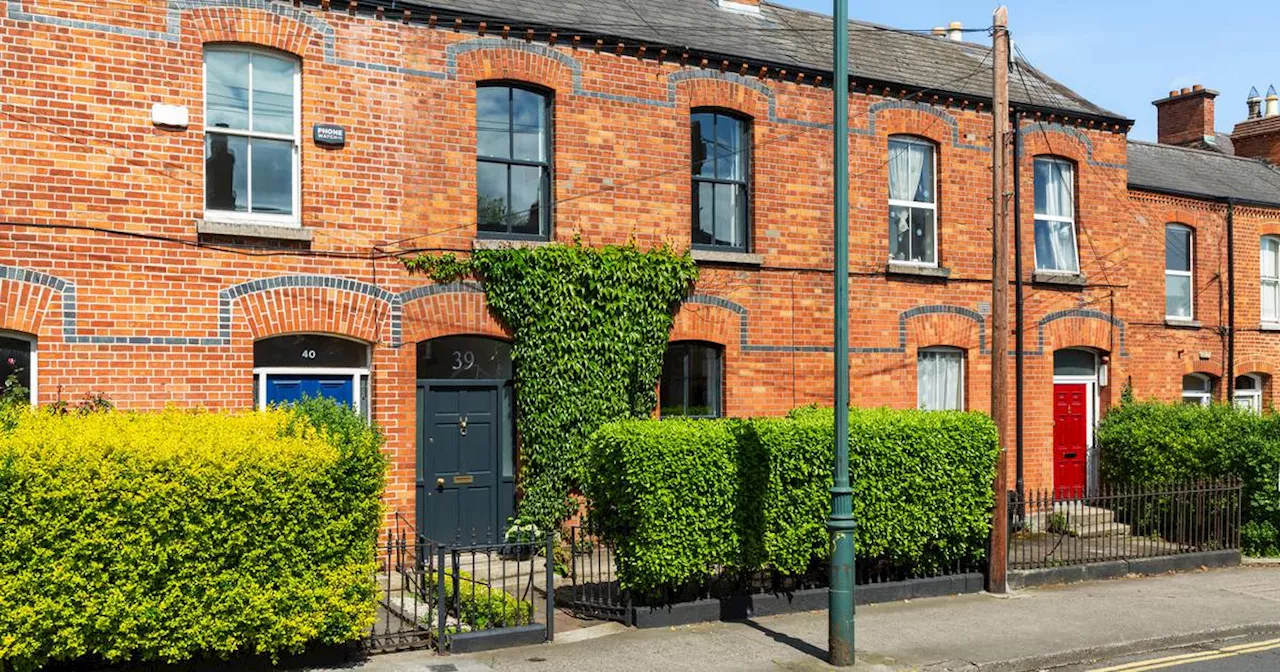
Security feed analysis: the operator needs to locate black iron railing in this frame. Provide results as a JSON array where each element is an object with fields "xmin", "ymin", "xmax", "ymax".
[
  {"xmin": 1008, "ymin": 479, "xmax": 1243, "ymax": 570},
  {"xmin": 564, "ymin": 523, "xmax": 985, "ymax": 622},
  {"xmin": 366, "ymin": 518, "xmax": 554, "ymax": 653}
]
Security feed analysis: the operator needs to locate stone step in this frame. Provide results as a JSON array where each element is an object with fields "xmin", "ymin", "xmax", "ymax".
[
  {"xmin": 1026, "ymin": 504, "xmax": 1118, "ymax": 532},
  {"xmin": 1072, "ymin": 521, "xmax": 1132, "ymax": 538}
]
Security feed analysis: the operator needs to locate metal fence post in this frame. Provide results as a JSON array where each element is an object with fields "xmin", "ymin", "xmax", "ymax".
[
  {"xmin": 437, "ymin": 544, "xmax": 448, "ymax": 655},
  {"xmin": 546, "ymin": 532, "xmax": 556, "ymax": 642}
]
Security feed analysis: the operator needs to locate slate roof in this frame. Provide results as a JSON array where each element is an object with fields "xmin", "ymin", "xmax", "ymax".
[
  {"xmin": 387, "ymin": 0, "xmax": 1125, "ymax": 122},
  {"xmin": 1127, "ymin": 141, "xmax": 1280, "ymax": 207}
]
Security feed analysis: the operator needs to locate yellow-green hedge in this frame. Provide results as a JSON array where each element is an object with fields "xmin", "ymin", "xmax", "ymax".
[{"xmin": 0, "ymin": 399, "xmax": 386, "ymax": 670}]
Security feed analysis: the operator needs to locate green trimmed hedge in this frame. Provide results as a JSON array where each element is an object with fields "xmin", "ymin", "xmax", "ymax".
[
  {"xmin": 585, "ymin": 407, "xmax": 999, "ymax": 595},
  {"xmin": 1098, "ymin": 401, "xmax": 1280, "ymax": 555},
  {"xmin": 0, "ymin": 398, "xmax": 386, "ymax": 670}
]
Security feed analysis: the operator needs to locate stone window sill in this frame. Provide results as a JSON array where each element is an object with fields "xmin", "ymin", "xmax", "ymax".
[
  {"xmin": 1260, "ymin": 322, "xmax": 1280, "ymax": 332},
  {"xmin": 886, "ymin": 262, "xmax": 951, "ymax": 279},
  {"xmin": 472, "ymin": 238, "xmax": 553, "ymax": 250},
  {"xmin": 691, "ymin": 249, "xmax": 764, "ymax": 266},
  {"xmin": 1032, "ymin": 272, "xmax": 1087, "ymax": 287},
  {"xmin": 1165, "ymin": 318, "xmax": 1203, "ymax": 329},
  {"xmin": 196, "ymin": 219, "xmax": 313, "ymax": 242}
]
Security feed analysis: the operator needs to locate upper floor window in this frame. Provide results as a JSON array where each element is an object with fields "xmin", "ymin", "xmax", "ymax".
[
  {"xmin": 1182, "ymin": 373, "xmax": 1214, "ymax": 406},
  {"xmin": 917, "ymin": 346, "xmax": 964, "ymax": 411},
  {"xmin": 888, "ymin": 136, "xmax": 937, "ymax": 266},
  {"xmin": 692, "ymin": 110, "xmax": 749, "ymax": 251},
  {"xmin": 1033, "ymin": 157, "xmax": 1079, "ymax": 274},
  {"xmin": 204, "ymin": 47, "xmax": 299, "ymax": 225},
  {"xmin": 1165, "ymin": 224, "xmax": 1194, "ymax": 319},
  {"xmin": 660, "ymin": 341, "xmax": 723, "ymax": 419},
  {"xmin": 0, "ymin": 333, "xmax": 35, "ymax": 405},
  {"xmin": 1262, "ymin": 236, "xmax": 1280, "ymax": 324},
  {"xmin": 477, "ymin": 84, "xmax": 551, "ymax": 239}
]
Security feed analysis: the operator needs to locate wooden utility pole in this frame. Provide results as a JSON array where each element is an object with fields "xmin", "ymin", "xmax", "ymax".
[{"xmin": 988, "ymin": 5, "xmax": 1011, "ymax": 595}]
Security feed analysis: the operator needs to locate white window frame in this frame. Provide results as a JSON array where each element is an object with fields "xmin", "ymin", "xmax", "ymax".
[
  {"xmin": 1234, "ymin": 373, "xmax": 1264, "ymax": 414},
  {"xmin": 1182, "ymin": 373, "xmax": 1214, "ymax": 406},
  {"xmin": 1033, "ymin": 156, "xmax": 1080, "ymax": 275},
  {"xmin": 1262, "ymin": 236, "xmax": 1280, "ymax": 325},
  {"xmin": 887, "ymin": 136, "xmax": 939, "ymax": 268},
  {"xmin": 253, "ymin": 367, "xmax": 370, "ymax": 415},
  {"xmin": 1, "ymin": 331, "xmax": 37, "ymax": 405},
  {"xmin": 202, "ymin": 45, "xmax": 302, "ymax": 228},
  {"xmin": 916, "ymin": 346, "xmax": 965, "ymax": 411},
  {"xmin": 1165, "ymin": 224, "xmax": 1194, "ymax": 320}
]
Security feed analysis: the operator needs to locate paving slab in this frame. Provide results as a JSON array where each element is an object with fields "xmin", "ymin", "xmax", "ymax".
[{"xmin": 309, "ymin": 566, "xmax": 1280, "ymax": 672}]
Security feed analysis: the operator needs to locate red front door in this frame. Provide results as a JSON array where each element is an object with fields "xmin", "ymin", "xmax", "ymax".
[{"xmin": 1053, "ymin": 383, "xmax": 1089, "ymax": 497}]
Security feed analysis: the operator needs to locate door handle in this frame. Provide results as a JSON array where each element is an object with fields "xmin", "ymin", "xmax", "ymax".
[
  {"xmin": 436, "ymin": 478, "xmax": 445, "ymax": 491},
  {"xmin": 459, "ymin": 416, "xmax": 468, "ymax": 436}
]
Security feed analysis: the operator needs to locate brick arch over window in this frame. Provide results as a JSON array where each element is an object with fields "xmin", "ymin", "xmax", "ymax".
[
  {"xmin": 449, "ymin": 39, "xmax": 577, "ymax": 92},
  {"xmin": 0, "ymin": 265, "xmax": 73, "ymax": 337},
  {"xmin": 222, "ymin": 275, "xmax": 392, "ymax": 344},
  {"xmin": 1020, "ymin": 123, "xmax": 1098, "ymax": 167},
  {"xmin": 1235, "ymin": 359, "xmax": 1276, "ymax": 378},
  {"xmin": 671, "ymin": 299, "xmax": 740, "ymax": 350},
  {"xmin": 903, "ymin": 311, "xmax": 983, "ymax": 354},
  {"xmin": 898, "ymin": 305, "xmax": 986, "ymax": 354},
  {"xmin": 675, "ymin": 76, "xmax": 770, "ymax": 122},
  {"xmin": 876, "ymin": 109, "xmax": 954, "ymax": 149},
  {"xmin": 1183, "ymin": 359, "xmax": 1224, "ymax": 378},
  {"xmin": 185, "ymin": 6, "xmax": 327, "ymax": 59},
  {"xmin": 399, "ymin": 282, "xmax": 510, "ymax": 345}
]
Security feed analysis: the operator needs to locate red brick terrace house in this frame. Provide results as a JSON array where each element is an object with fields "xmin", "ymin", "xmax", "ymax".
[{"xmin": 3, "ymin": 0, "xmax": 1279, "ymax": 540}]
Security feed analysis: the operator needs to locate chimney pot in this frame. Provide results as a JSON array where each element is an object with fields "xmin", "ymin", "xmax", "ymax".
[
  {"xmin": 947, "ymin": 21, "xmax": 963, "ymax": 42},
  {"xmin": 1192, "ymin": 84, "xmax": 1205, "ymax": 92},
  {"xmin": 1248, "ymin": 86, "xmax": 1263, "ymax": 120},
  {"xmin": 1267, "ymin": 85, "xmax": 1280, "ymax": 118},
  {"xmin": 932, "ymin": 26, "xmax": 946, "ymax": 37},
  {"xmin": 1180, "ymin": 87, "xmax": 1192, "ymax": 95},
  {"xmin": 1169, "ymin": 90, "xmax": 1179, "ymax": 98}
]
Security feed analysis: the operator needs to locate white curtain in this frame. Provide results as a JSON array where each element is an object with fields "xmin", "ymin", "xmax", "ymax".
[
  {"xmin": 918, "ymin": 349, "xmax": 963, "ymax": 411},
  {"xmin": 888, "ymin": 141, "xmax": 926, "ymax": 203},
  {"xmin": 1036, "ymin": 160, "xmax": 1078, "ymax": 272}
]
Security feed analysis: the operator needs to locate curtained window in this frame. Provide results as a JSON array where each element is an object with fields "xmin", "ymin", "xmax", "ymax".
[
  {"xmin": 917, "ymin": 347, "xmax": 964, "ymax": 411},
  {"xmin": 660, "ymin": 342, "xmax": 723, "ymax": 418},
  {"xmin": 1033, "ymin": 157, "xmax": 1079, "ymax": 274},
  {"xmin": 888, "ymin": 137, "xmax": 938, "ymax": 265}
]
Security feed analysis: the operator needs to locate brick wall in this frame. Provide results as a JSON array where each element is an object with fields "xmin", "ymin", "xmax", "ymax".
[{"xmin": 3, "ymin": 0, "xmax": 1270, "ymax": 519}]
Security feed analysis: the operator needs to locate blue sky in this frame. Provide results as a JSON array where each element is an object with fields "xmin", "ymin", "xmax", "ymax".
[{"xmin": 776, "ymin": 0, "xmax": 1280, "ymax": 141}]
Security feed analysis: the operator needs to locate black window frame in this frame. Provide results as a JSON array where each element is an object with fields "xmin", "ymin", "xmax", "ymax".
[
  {"xmin": 476, "ymin": 82, "xmax": 553, "ymax": 241},
  {"xmin": 691, "ymin": 109, "xmax": 751, "ymax": 252},
  {"xmin": 660, "ymin": 341, "xmax": 724, "ymax": 419}
]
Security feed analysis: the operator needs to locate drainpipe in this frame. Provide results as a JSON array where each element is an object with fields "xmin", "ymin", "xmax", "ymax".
[
  {"xmin": 1227, "ymin": 199, "xmax": 1236, "ymax": 403},
  {"xmin": 1012, "ymin": 111, "xmax": 1025, "ymax": 511}
]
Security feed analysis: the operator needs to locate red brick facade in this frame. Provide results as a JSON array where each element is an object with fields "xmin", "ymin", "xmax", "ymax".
[{"xmin": 2, "ymin": 1, "xmax": 1273, "ymax": 522}]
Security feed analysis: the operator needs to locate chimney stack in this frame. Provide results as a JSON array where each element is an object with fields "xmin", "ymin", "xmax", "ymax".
[
  {"xmin": 947, "ymin": 21, "xmax": 963, "ymax": 42},
  {"xmin": 1152, "ymin": 85, "xmax": 1218, "ymax": 148},
  {"xmin": 715, "ymin": 0, "xmax": 760, "ymax": 13},
  {"xmin": 1231, "ymin": 85, "xmax": 1280, "ymax": 164}
]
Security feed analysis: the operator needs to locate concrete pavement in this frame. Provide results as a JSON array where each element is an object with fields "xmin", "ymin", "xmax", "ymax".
[{"xmin": 315, "ymin": 566, "xmax": 1280, "ymax": 672}]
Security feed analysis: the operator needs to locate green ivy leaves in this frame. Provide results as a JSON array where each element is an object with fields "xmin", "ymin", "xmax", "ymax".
[{"xmin": 401, "ymin": 243, "xmax": 698, "ymax": 528}]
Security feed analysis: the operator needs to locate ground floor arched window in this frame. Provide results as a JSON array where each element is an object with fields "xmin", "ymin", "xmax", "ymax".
[
  {"xmin": 1182, "ymin": 373, "xmax": 1215, "ymax": 407},
  {"xmin": 1234, "ymin": 373, "xmax": 1265, "ymax": 414},
  {"xmin": 0, "ymin": 332, "xmax": 36, "ymax": 404},
  {"xmin": 253, "ymin": 334, "xmax": 370, "ymax": 417}
]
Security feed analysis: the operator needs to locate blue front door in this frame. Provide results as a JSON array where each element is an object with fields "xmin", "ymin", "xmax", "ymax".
[{"xmin": 265, "ymin": 374, "xmax": 355, "ymax": 408}]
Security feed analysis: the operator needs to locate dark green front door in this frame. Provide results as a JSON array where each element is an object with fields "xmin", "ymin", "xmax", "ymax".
[{"xmin": 417, "ymin": 382, "xmax": 513, "ymax": 544}]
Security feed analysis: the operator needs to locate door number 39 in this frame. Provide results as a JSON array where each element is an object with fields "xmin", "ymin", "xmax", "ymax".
[{"xmin": 452, "ymin": 350, "xmax": 475, "ymax": 371}]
